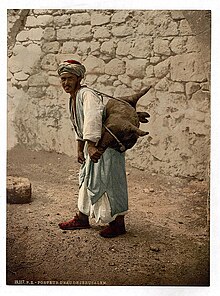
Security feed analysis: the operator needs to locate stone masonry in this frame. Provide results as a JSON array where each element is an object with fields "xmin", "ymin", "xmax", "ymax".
[{"xmin": 7, "ymin": 9, "xmax": 211, "ymax": 179}]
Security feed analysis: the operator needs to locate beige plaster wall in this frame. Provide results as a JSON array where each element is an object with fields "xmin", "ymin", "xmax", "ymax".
[{"xmin": 7, "ymin": 9, "xmax": 211, "ymax": 179}]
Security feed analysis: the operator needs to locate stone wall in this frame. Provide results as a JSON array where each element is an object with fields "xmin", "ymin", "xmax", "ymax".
[{"xmin": 7, "ymin": 9, "xmax": 211, "ymax": 179}]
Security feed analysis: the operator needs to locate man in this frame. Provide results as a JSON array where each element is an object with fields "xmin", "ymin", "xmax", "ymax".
[{"xmin": 57, "ymin": 60, "xmax": 128, "ymax": 238}]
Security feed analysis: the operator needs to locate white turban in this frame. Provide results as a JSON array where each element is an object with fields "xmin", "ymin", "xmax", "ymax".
[{"xmin": 57, "ymin": 60, "xmax": 86, "ymax": 78}]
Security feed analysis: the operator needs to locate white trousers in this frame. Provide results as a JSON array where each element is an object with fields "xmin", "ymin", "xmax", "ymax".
[{"xmin": 78, "ymin": 182, "xmax": 127, "ymax": 224}]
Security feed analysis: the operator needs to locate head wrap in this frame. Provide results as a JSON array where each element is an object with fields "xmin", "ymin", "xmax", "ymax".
[{"xmin": 57, "ymin": 60, "xmax": 86, "ymax": 78}]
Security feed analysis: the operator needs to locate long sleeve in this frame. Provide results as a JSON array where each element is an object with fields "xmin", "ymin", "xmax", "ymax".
[
  {"xmin": 69, "ymin": 96, "xmax": 83, "ymax": 141},
  {"xmin": 82, "ymin": 90, "xmax": 105, "ymax": 143}
]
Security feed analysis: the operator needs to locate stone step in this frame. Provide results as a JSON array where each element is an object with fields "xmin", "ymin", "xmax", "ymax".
[{"xmin": 7, "ymin": 176, "xmax": 32, "ymax": 204}]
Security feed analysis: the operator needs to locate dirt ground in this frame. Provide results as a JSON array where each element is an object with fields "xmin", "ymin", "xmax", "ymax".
[{"xmin": 6, "ymin": 145, "xmax": 209, "ymax": 286}]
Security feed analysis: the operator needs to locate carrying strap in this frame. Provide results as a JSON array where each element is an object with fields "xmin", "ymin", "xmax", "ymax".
[
  {"xmin": 87, "ymin": 87, "xmax": 132, "ymax": 108},
  {"xmin": 103, "ymin": 124, "xmax": 126, "ymax": 152}
]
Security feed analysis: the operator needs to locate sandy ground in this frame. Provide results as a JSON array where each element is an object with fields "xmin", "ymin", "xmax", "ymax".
[{"xmin": 6, "ymin": 145, "xmax": 209, "ymax": 286}]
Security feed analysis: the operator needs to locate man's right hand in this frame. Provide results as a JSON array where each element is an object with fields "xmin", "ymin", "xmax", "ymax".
[
  {"xmin": 78, "ymin": 151, "xmax": 85, "ymax": 164},
  {"xmin": 77, "ymin": 140, "xmax": 85, "ymax": 164}
]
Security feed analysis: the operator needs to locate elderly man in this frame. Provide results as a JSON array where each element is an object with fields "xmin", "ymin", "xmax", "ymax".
[{"xmin": 57, "ymin": 60, "xmax": 128, "ymax": 238}]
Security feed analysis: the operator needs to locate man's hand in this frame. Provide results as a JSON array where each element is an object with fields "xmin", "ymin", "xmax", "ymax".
[
  {"xmin": 78, "ymin": 151, "xmax": 85, "ymax": 164},
  {"xmin": 87, "ymin": 141, "xmax": 104, "ymax": 163},
  {"xmin": 77, "ymin": 140, "xmax": 85, "ymax": 164}
]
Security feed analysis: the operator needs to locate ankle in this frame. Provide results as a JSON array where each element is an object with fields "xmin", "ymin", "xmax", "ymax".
[
  {"xmin": 110, "ymin": 215, "xmax": 125, "ymax": 227},
  {"xmin": 78, "ymin": 211, "xmax": 89, "ymax": 222}
]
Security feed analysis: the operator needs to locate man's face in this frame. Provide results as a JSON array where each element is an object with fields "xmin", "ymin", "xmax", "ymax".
[{"xmin": 60, "ymin": 73, "xmax": 80, "ymax": 94}]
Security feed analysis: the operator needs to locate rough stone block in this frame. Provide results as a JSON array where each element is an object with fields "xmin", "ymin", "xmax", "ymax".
[
  {"xmin": 170, "ymin": 11, "xmax": 184, "ymax": 20},
  {"xmin": 158, "ymin": 20, "xmax": 178, "ymax": 37},
  {"xmin": 169, "ymin": 81, "xmax": 185, "ymax": 93},
  {"xmin": 169, "ymin": 93, "xmax": 188, "ymax": 110},
  {"xmin": 155, "ymin": 77, "xmax": 169, "ymax": 91},
  {"xmin": 37, "ymin": 15, "xmax": 54, "ymax": 27},
  {"xmin": 126, "ymin": 59, "xmax": 148, "ymax": 78},
  {"xmin": 170, "ymin": 53, "xmax": 207, "ymax": 82},
  {"xmin": 131, "ymin": 78, "xmax": 143, "ymax": 91},
  {"xmin": 170, "ymin": 37, "xmax": 187, "ymax": 54},
  {"xmin": 154, "ymin": 39, "xmax": 171, "ymax": 56},
  {"xmin": 113, "ymin": 80, "xmax": 122, "ymax": 87},
  {"xmin": 114, "ymin": 84, "xmax": 135, "ymax": 97},
  {"xmin": 28, "ymin": 28, "xmax": 44, "ymax": 41},
  {"xmin": 16, "ymin": 31, "xmax": 29, "ymax": 42},
  {"xmin": 8, "ymin": 56, "xmax": 23, "ymax": 73},
  {"xmin": 28, "ymin": 73, "xmax": 49, "ymax": 86},
  {"xmin": 12, "ymin": 44, "xmax": 24, "ymax": 56},
  {"xmin": 111, "ymin": 11, "xmax": 129, "ymax": 23},
  {"xmin": 26, "ymin": 16, "xmax": 38, "ymax": 27},
  {"xmin": 118, "ymin": 74, "xmax": 132, "ymax": 86},
  {"xmin": 41, "ymin": 54, "xmax": 58, "ymax": 71},
  {"xmin": 186, "ymin": 120, "xmax": 208, "ymax": 135},
  {"xmin": 154, "ymin": 58, "xmax": 170, "ymax": 78},
  {"xmin": 84, "ymin": 74, "xmax": 97, "ymax": 85},
  {"xmin": 186, "ymin": 82, "xmax": 200, "ymax": 96},
  {"xmin": 152, "ymin": 91, "xmax": 169, "ymax": 115},
  {"xmin": 100, "ymin": 86, "xmax": 115, "ymax": 96},
  {"xmin": 70, "ymin": 13, "xmax": 91, "ymax": 25},
  {"xmin": 96, "ymin": 74, "xmax": 110, "ymax": 84},
  {"xmin": 179, "ymin": 19, "xmax": 193, "ymax": 35},
  {"xmin": 54, "ymin": 15, "xmax": 70, "ymax": 27},
  {"xmin": 57, "ymin": 28, "xmax": 71, "ymax": 40},
  {"xmin": 93, "ymin": 27, "xmax": 111, "ymax": 39},
  {"xmin": 43, "ymin": 27, "xmax": 56, "ymax": 40},
  {"xmin": 130, "ymin": 37, "xmax": 152, "ymax": 58},
  {"xmin": 61, "ymin": 41, "xmax": 77, "ymax": 54},
  {"xmin": 48, "ymin": 75, "xmax": 60, "ymax": 86},
  {"xmin": 150, "ymin": 57, "xmax": 161, "ymax": 65},
  {"xmin": 137, "ymin": 23, "xmax": 155, "ymax": 36},
  {"xmin": 77, "ymin": 41, "xmax": 91, "ymax": 56},
  {"xmin": 45, "ymin": 85, "xmax": 62, "ymax": 100},
  {"xmin": 84, "ymin": 56, "xmax": 105, "ymax": 74},
  {"xmin": 27, "ymin": 86, "xmax": 46, "ymax": 98},
  {"xmin": 90, "ymin": 41, "xmax": 100, "ymax": 53},
  {"xmin": 42, "ymin": 41, "xmax": 60, "ymax": 53},
  {"xmin": 145, "ymin": 65, "xmax": 154, "ymax": 78},
  {"xmin": 185, "ymin": 109, "xmax": 205, "ymax": 122},
  {"xmin": 189, "ymin": 90, "xmax": 210, "ymax": 112},
  {"xmin": 100, "ymin": 40, "xmax": 115, "ymax": 55},
  {"xmin": 7, "ymin": 176, "xmax": 32, "ymax": 204},
  {"xmin": 116, "ymin": 40, "xmax": 131, "ymax": 56},
  {"xmin": 71, "ymin": 25, "xmax": 92, "ymax": 40},
  {"xmin": 91, "ymin": 12, "xmax": 110, "ymax": 26},
  {"xmin": 112, "ymin": 24, "xmax": 133, "ymax": 37},
  {"xmin": 105, "ymin": 58, "xmax": 125, "ymax": 75},
  {"xmin": 186, "ymin": 36, "xmax": 199, "ymax": 53},
  {"xmin": 14, "ymin": 71, "xmax": 29, "ymax": 81}
]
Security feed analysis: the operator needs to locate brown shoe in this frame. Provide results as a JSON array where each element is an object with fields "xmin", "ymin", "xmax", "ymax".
[
  {"xmin": 99, "ymin": 220, "xmax": 126, "ymax": 238},
  {"xmin": 58, "ymin": 213, "xmax": 90, "ymax": 230}
]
